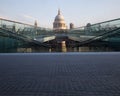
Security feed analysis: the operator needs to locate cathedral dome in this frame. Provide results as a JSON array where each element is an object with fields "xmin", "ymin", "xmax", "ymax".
[
  {"xmin": 53, "ymin": 9, "xmax": 67, "ymax": 31},
  {"xmin": 55, "ymin": 12, "xmax": 64, "ymax": 22}
]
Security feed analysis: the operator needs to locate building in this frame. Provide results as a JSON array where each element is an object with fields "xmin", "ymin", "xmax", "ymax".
[
  {"xmin": 53, "ymin": 9, "xmax": 67, "ymax": 31},
  {"xmin": 70, "ymin": 23, "xmax": 74, "ymax": 29},
  {"xmin": 34, "ymin": 20, "xmax": 38, "ymax": 28}
]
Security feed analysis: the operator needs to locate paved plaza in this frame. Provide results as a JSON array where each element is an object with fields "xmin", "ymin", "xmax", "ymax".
[{"xmin": 0, "ymin": 53, "xmax": 120, "ymax": 96}]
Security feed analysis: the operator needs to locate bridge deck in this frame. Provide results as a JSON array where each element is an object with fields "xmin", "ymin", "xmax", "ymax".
[{"xmin": 0, "ymin": 18, "xmax": 120, "ymax": 50}]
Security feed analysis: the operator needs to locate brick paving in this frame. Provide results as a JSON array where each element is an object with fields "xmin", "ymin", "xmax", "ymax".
[{"xmin": 0, "ymin": 53, "xmax": 120, "ymax": 96}]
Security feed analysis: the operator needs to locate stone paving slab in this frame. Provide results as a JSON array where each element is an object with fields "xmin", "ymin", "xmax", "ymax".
[{"xmin": 0, "ymin": 53, "xmax": 120, "ymax": 96}]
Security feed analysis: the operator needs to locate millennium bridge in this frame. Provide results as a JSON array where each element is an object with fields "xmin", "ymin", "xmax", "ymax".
[{"xmin": 0, "ymin": 18, "xmax": 120, "ymax": 52}]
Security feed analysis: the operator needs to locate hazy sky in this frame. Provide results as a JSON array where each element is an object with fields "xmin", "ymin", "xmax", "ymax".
[{"xmin": 0, "ymin": 0, "xmax": 120, "ymax": 28}]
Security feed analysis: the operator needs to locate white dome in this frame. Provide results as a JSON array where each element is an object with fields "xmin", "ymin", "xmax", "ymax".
[
  {"xmin": 55, "ymin": 14, "xmax": 64, "ymax": 21},
  {"xmin": 53, "ymin": 9, "xmax": 67, "ymax": 31}
]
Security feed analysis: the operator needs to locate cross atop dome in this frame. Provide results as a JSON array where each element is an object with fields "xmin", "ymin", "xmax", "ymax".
[{"xmin": 58, "ymin": 9, "xmax": 61, "ymax": 15}]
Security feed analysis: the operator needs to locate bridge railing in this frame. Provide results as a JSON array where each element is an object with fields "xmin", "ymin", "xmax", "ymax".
[
  {"xmin": 0, "ymin": 18, "xmax": 54, "ymax": 39},
  {"xmin": 0, "ymin": 18, "xmax": 120, "ymax": 44},
  {"xmin": 69, "ymin": 18, "xmax": 120, "ymax": 36}
]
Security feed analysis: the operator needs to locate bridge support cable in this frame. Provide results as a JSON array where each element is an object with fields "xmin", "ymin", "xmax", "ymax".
[
  {"xmin": 0, "ymin": 28, "xmax": 51, "ymax": 48},
  {"xmin": 72, "ymin": 28, "xmax": 120, "ymax": 47}
]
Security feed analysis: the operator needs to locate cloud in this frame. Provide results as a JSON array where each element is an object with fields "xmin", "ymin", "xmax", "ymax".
[
  {"xmin": 21, "ymin": 14, "xmax": 40, "ymax": 25},
  {"xmin": 0, "ymin": 15, "xmax": 9, "ymax": 19},
  {"xmin": 23, "ymin": 14, "xmax": 36, "ymax": 20}
]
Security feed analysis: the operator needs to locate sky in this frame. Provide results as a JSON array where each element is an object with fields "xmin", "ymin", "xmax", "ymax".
[{"xmin": 0, "ymin": 0, "xmax": 120, "ymax": 28}]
